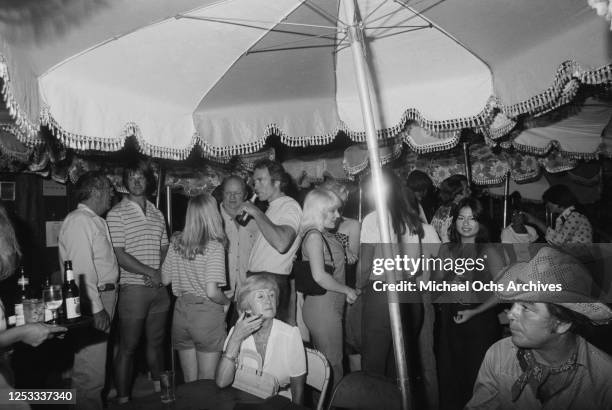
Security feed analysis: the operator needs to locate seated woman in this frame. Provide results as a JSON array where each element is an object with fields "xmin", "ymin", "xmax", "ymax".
[
  {"xmin": 216, "ymin": 275, "xmax": 306, "ymax": 405},
  {"xmin": 161, "ymin": 194, "xmax": 230, "ymax": 382}
]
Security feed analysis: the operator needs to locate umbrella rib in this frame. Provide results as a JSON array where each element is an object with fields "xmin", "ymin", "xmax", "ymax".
[
  {"xmin": 364, "ymin": 24, "xmax": 432, "ymax": 29},
  {"xmin": 248, "ymin": 32, "xmax": 344, "ymax": 54},
  {"xmin": 366, "ymin": 26, "xmax": 431, "ymax": 41},
  {"xmin": 177, "ymin": 14, "xmax": 338, "ymax": 31}
]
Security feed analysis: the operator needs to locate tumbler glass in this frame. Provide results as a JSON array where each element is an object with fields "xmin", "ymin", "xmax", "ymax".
[
  {"xmin": 159, "ymin": 371, "xmax": 175, "ymax": 403},
  {"xmin": 23, "ymin": 299, "xmax": 44, "ymax": 323}
]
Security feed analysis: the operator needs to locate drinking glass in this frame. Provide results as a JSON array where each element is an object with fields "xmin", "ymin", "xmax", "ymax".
[
  {"xmin": 23, "ymin": 299, "xmax": 44, "ymax": 323},
  {"xmin": 159, "ymin": 371, "xmax": 175, "ymax": 403},
  {"xmin": 43, "ymin": 285, "xmax": 63, "ymax": 324}
]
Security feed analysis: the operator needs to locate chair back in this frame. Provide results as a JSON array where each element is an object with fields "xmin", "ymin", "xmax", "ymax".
[
  {"xmin": 306, "ymin": 347, "xmax": 330, "ymax": 410},
  {"xmin": 327, "ymin": 371, "xmax": 402, "ymax": 410}
]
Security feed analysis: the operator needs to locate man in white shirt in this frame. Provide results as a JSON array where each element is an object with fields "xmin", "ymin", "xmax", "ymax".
[
  {"xmin": 238, "ymin": 160, "xmax": 302, "ymax": 324},
  {"xmin": 58, "ymin": 171, "xmax": 119, "ymax": 410}
]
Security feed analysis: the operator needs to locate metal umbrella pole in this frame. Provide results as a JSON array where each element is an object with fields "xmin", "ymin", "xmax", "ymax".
[
  {"xmin": 503, "ymin": 171, "xmax": 511, "ymax": 230},
  {"xmin": 463, "ymin": 142, "xmax": 472, "ymax": 190},
  {"xmin": 343, "ymin": 1, "xmax": 411, "ymax": 408}
]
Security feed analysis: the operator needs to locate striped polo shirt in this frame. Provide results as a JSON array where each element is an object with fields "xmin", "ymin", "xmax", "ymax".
[
  {"xmin": 161, "ymin": 238, "xmax": 226, "ymax": 300},
  {"xmin": 106, "ymin": 198, "xmax": 169, "ymax": 285}
]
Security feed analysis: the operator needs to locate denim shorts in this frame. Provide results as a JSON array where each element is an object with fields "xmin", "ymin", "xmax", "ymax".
[
  {"xmin": 172, "ymin": 294, "xmax": 227, "ymax": 353},
  {"xmin": 117, "ymin": 284, "xmax": 170, "ymax": 320}
]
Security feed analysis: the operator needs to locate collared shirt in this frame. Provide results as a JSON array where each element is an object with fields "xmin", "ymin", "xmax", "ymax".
[
  {"xmin": 466, "ymin": 336, "xmax": 612, "ymax": 410},
  {"xmin": 106, "ymin": 198, "xmax": 169, "ymax": 285},
  {"xmin": 224, "ymin": 319, "xmax": 306, "ymax": 390},
  {"xmin": 546, "ymin": 206, "xmax": 593, "ymax": 246},
  {"xmin": 220, "ymin": 205, "xmax": 258, "ymax": 298},
  {"xmin": 58, "ymin": 204, "xmax": 119, "ymax": 314},
  {"xmin": 248, "ymin": 196, "xmax": 302, "ymax": 275},
  {"xmin": 161, "ymin": 238, "xmax": 226, "ymax": 300}
]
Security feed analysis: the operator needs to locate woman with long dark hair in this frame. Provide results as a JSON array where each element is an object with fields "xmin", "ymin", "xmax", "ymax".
[
  {"xmin": 434, "ymin": 197, "xmax": 504, "ymax": 410},
  {"xmin": 358, "ymin": 169, "xmax": 440, "ymax": 407}
]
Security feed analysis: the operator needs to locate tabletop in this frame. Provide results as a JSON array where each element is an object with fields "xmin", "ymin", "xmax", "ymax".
[{"xmin": 106, "ymin": 380, "xmax": 309, "ymax": 410}]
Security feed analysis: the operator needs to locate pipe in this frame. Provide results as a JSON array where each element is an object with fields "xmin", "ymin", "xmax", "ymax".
[
  {"xmin": 156, "ymin": 166, "xmax": 163, "ymax": 210},
  {"xmin": 166, "ymin": 185, "xmax": 173, "ymax": 235},
  {"xmin": 462, "ymin": 142, "xmax": 471, "ymax": 189},
  {"xmin": 503, "ymin": 171, "xmax": 510, "ymax": 230},
  {"xmin": 343, "ymin": 1, "xmax": 411, "ymax": 408},
  {"xmin": 358, "ymin": 178, "xmax": 363, "ymax": 222}
]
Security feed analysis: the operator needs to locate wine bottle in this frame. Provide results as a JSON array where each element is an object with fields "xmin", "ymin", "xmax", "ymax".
[
  {"xmin": 63, "ymin": 261, "xmax": 81, "ymax": 321},
  {"xmin": 235, "ymin": 193, "xmax": 257, "ymax": 226},
  {"xmin": 14, "ymin": 266, "xmax": 29, "ymax": 326}
]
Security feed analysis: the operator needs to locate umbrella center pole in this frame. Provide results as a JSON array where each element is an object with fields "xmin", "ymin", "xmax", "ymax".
[{"xmin": 343, "ymin": 1, "xmax": 412, "ymax": 409}]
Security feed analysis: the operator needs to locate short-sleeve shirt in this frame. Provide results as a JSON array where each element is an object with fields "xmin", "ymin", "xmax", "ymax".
[
  {"xmin": 466, "ymin": 336, "xmax": 612, "ymax": 410},
  {"xmin": 161, "ymin": 237, "xmax": 226, "ymax": 300},
  {"xmin": 248, "ymin": 196, "xmax": 302, "ymax": 275},
  {"xmin": 224, "ymin": 319, "xmax": 307, "ymax": 389},
  {"xmin": 106, "ymin": 198, "xmax": 169, "ymax": 285},
  {"xmin": 546, "ymin": 206, "xmax": 593, "ymax": 246},
  {"xmin": 360, "ymin": 211, "xmax": 441, "ymax": 281}
]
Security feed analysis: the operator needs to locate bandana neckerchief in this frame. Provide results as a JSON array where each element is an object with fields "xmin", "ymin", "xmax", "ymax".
[{"xmin": 511, "ymin": 348, "xmax": 579, "ymax": 403}]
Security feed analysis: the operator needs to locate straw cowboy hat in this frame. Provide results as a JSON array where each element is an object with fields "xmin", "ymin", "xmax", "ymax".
[{"xmin": 496, "ymin": 246, "xmax": 612, "ymax": 324}]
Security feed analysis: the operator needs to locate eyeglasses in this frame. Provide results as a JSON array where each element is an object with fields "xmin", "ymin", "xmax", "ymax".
[{"xmin": 223, "ymin": 192, "xmax": 243, "ymax": 198}]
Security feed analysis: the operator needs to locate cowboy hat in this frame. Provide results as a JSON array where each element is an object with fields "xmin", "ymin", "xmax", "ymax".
[{"xmin": 496, "ymin": 246, "xmax": 612, "ymax": 324}]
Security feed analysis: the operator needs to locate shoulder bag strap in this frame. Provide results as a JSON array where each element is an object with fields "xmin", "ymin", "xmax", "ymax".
[{"xmin": 303, "ymin": 229, "xmax": 335, "ymax": 267}]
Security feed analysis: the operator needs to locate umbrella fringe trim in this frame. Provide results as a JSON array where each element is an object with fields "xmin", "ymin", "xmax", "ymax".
[
  {"xmin": 402, "ymin": 130, "xmax": 461, "ymax": 154},
  {"xmin": 511, "ymin": 138, "xmax": 609, "ymax": 160},
  {"xmin": 8, "ymin": 58, "xmax": 609, "ymax": 159},
  {"xmin": 499, "ymin": 61, "xmax": 612, "ymax": 118},
  {"xmin": 0, "ymin": 56, "xmax": 42, "ymax": 145},
  {"xmin": 343, "ymin": 143, "xmax": 403, "ymax": 176}
]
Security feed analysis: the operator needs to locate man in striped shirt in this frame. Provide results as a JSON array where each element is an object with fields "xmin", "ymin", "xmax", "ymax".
[{"xmin": 106, "ymin": 163, "xmax": 169, "ymax": 404}]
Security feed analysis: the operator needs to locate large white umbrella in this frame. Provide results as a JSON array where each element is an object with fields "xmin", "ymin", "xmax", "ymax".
[
  {"xmin": 1, "ymin": 0, "xmax": 610, "ymax": 157},
  {"xmin": 1, "ymin": 1, "xmax": 611, "ymax": 406}
]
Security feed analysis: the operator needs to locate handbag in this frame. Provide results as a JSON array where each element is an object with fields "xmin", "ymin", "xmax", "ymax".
[
  {"xmin": 232, "ymin": 349, "xmax": 280, "ymax": 399},
  {"xmin": 294, "ymin": 229, "xmax": 335, "ymax": 296}
]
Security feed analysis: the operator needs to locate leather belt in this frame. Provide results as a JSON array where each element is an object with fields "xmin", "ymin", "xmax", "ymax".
[{"xmin": 97, "ymin": 283, "xmax": 117, "ymax": 292}]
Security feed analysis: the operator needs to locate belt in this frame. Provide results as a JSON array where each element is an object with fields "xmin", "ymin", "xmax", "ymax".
[{"xmin": 98, "ymin": 283, "xmax": 117, "ymax": 292}]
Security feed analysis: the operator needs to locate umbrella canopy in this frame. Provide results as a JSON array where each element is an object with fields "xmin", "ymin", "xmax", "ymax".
[
  {"xmin": 1, "ymin": 0, "xmax": 610, "ymax": 159},
  {"xmin": 511, "ymin": 98, "xmax": 612, "ymax": 159}
]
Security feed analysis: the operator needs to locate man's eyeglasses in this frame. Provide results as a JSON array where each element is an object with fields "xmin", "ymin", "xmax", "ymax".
[{"xmin": 223, "ymin": 192, "xmax": 243, "ymax": 198}]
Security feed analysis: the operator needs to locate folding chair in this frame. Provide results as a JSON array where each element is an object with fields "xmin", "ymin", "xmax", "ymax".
[
  {"xmin": 306, "ymin": 347, "xmax": 330, "ymax": 410},
  {"xmin": 326, "ymin": 371, "xmax": 402, "ymax": 410}
]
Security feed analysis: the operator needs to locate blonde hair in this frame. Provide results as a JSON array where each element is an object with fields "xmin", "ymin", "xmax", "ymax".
[
  {"xmin": 319, "ymin": 179, "xmax": 348, "ymax": 203},
  {"xmin": 173, "ymin": 194, "xmax": 227, "ymax": 260},
  {"xmin": 236, "ymin": 275, "xmax": 280, "ymax": 313},
  {"xmin": 300, "ymin": 188, "xmax": 342, "ymax": 233}
]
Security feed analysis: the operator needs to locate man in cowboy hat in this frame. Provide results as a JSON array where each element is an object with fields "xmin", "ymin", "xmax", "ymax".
[{"xmin": 466, "ymin": 246, "xmax": 612, "ymax": 410}]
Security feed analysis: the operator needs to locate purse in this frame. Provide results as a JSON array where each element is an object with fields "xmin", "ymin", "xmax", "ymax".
[
  {"xmin": 294, "ymin": 229, "xmax": 335, "ymax": 296},
  {"xmin": 232, "ymin": 349, "xmax": 280, "ymax": 399}
]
